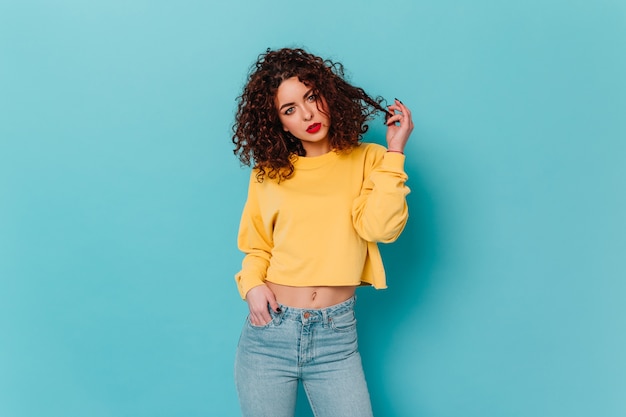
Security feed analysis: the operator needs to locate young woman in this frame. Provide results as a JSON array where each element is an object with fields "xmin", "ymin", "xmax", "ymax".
[{"xmin": 232, "ymin": 47, "xmax": 413, "ymax": 417}]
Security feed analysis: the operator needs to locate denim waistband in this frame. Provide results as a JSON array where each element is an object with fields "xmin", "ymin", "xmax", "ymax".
[{"xmin": 273, "ymin": 295, "xmax": 356, "ymax": 324}]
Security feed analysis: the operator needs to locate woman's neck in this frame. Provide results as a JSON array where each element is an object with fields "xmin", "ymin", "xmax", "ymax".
[{"xmin": 302, "ymin": 141, "xmax": 331, "ymax": 157}]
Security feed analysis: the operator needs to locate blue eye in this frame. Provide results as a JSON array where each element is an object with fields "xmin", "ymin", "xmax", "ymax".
[
  {"xmin": 307, "ymin": 94, "xmax": 317, "ymax": 102},
  {"xmin": 284, "ymin": 107, "xmax": 295, "ymax": 115}
]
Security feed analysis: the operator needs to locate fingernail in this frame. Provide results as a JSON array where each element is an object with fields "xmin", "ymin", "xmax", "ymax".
[
  {"xmin": 276, "ymin": 308, "xmax": 282, "ymax": 313},
  {"xmin": 395, "ymin": 97, "xmax": 403, "ymax": 104}
]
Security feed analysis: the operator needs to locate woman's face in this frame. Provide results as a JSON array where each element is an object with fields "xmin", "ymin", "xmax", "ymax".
[{"xmin": 274, "ymin": 77, "xmax": 331, "ymax": 157}]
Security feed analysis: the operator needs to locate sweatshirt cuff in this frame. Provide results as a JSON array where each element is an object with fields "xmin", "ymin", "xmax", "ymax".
[
  {"xmin": 382, "ymin": 150, "xmax": 407, "ymax": 173},
  {"xmin": 235, "ymin": 274, "xmax": 265, "ymax": 300}
]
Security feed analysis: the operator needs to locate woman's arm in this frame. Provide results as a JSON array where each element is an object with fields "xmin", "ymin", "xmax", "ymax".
[
  {"xmin": 235, "ymin": 182, "xmax": 270, "ymax": 298},
  {"xmin": 351, "ymin": 100, "xmax": 413, "ymax": 242},
  {"xmin": 235, "ymin": 172, "xmax": 280, "ymax": 325}
]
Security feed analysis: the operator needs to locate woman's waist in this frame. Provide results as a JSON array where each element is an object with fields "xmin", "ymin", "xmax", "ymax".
[{"xmin": 266, "ymin": 281, "xmax": 356, "ymax": 309}]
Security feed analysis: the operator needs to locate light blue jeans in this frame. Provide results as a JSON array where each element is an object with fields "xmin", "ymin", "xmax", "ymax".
[{"xmin": 235, "ymin": 296, "xmax": 374, "ymax": 417}]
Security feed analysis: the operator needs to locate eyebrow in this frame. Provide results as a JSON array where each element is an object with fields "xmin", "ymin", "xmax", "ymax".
[{"xmin": 278, "ymin": 88, "xmax": 314, "ymax": 111}]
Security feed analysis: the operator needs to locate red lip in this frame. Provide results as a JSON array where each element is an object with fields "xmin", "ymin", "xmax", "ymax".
[{"xmin": 306, "ymin": 123, "xmax": 321, "ymax": 133}]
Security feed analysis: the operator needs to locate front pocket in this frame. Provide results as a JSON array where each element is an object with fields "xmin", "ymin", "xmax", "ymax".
[
  {"xmin": 329, "ymin": 310, "xmax": 357, "ymax": 332},
  {"xmin": 246, "ymin": 316, "xmax": 274, "ymax": 329},
  {"xmin": 247, "ymin": 313, "xmax": 281, "ymax": 329}
]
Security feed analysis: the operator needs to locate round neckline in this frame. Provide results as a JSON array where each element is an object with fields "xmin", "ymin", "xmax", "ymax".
[{"xmin": 292, "ymin": 150, "xmax": 339, "ymax": 170}]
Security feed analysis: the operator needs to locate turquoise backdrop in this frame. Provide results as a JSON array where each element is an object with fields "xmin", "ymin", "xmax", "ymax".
[{"xmin": 1, "ymin": 0, "xmax": 625, "ymax": 416}]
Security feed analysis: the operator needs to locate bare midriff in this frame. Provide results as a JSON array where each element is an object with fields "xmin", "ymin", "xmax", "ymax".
[{"xmin": 266, "ymin": 282, "xmax": 356, "ymax": 309}]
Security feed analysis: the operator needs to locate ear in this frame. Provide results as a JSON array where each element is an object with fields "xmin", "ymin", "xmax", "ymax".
[{"xmin": 283, "ymin": 126, "xmax": 289, "ymax": 132}]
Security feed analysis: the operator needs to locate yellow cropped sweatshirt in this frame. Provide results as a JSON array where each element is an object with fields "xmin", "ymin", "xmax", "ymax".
[{"xmin": 235, "ymin": 142, "xmax": 410, "ymax": 299}]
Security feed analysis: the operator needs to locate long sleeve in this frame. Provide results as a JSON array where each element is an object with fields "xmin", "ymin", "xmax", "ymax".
[
  {"xmin": 234, "ymin": 172, "xmax": 273, "ymax": 299},
  {"xmin": 352, "ymin": 150, "xmax": 410, "ymax": 243}
]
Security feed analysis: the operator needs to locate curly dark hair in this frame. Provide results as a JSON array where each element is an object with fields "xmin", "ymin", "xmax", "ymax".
[{"xmin": 232, "ymin": 48, "xmax": 389, "ymax": 181}]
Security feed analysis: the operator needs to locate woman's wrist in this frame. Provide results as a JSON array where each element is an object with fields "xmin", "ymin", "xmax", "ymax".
[{"xmin": 387, "ymin": 149, "xmax": 404, "ymax": 154}]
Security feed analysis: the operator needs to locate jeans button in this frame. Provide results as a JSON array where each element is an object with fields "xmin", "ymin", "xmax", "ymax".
[{"xmin": 303, "ymin": 312, "xmax": 311, "ymax": 319}]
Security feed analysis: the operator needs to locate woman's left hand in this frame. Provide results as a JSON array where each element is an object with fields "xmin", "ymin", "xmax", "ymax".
[{"xmin": 384, "ymin": 99, "xmax": 414, "ymax": 153}]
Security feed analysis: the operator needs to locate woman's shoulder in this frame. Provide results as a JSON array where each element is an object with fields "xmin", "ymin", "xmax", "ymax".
[
  {"xmin": 247, "ymin": 166, "xmax": 286, "ymax": 185},
  {"xmin": 348, "ymin": 142, "xmax": 387, "ymax": 162},
  {"xmin": 356, "ymin": 142, "xmax": 385, "ymax": 151}
]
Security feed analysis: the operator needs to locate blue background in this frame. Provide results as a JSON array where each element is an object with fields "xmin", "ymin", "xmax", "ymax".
[{"xmin": 1, "ymin": 0, "xmax": 625, "ymax": 416}]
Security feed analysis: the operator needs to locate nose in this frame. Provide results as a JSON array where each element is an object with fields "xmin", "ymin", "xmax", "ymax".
[{"xmin": 303, "ymin": 103, "xmax": 314, "ymax": 121}]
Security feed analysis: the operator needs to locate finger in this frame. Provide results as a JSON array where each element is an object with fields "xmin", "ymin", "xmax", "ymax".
[
  {"xmin": 393, "ymin": 98, "xmax": 411, "ymax": 113},
  {"xmin": 257, "ymin": 286, "xmax": 279, "ymax": 313},
  {"xmin": 269, "ymin": 298, "xmax": 281, "ymax": 313},
  {"xmin": 249, "ymin": 302, "xmax": 267, "ymax": 321},
  {"xmin": 398, "ymin": 104, "xmax": 413, "ymax": 127},
  {"xmin": 403, "ymin": 108, "xmax": 412, "ymax": 124},
  {"xmin": 249, "ymin": 313, "xmax": 259, "ymax": 326},
  {"xmin": 388, "ymin": 103, "xmax": 406, "ymax": 116},
  {"xmin": 401, "ymin": 105, "xmax": 411, "ymax": 119},
  {"xmin": 385, "ymin": 106, "xmax": 396, "ymax": 121},
  {"xmin": 391, "ymin": 99, "xmax": 403, "ymax": 114},
  {"xmin": 390, "ymin": 107, "xmax": 412, "ymax": 128},
  {"xmin": 251, "ymin": 311, "xmax": 270, "ymax": 326},
  {"xmin": 386, "ymin": 114, "xmax": 404, "ymax": 126},
  {"xmin": 387, "ymin": 104, "xmax": 400, "ymax": 114},
  {"xmin": 258, "ymin": 312, "xmax": 271, "ymax": 325}
]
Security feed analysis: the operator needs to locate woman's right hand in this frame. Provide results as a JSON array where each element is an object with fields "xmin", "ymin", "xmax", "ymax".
[
  {"xmin": 245, "ymin": 284, "xmax": 280, "ymax": 326},
  {"xmin": 384, "ymin": 98, "xmax": 413, "ymax": 153}
]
